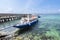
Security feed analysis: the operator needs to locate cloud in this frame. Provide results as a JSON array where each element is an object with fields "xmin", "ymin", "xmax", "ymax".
[
  {"xmin": 5, "ymin": 8, "xmax": 13, "ymax": 12},
  {"xmin": 20, "ymin": 0, "xmax": 44, "ymax": 13},
  {"xmin": 20, "ymin": 0, "xmax": 33, "ymax": 12},
  {"xmin": 0, "ymin": 0, "xmax": 60, "ymax": 14},
  {"xmin": 58, "ymin": 9, "xmax": 60, "ymax": 12},
  {"xmin": 0, "ymin": 7, "xmax": 13, "ymax": 13}
]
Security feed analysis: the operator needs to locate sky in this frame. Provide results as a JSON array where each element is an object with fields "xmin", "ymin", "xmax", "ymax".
[{"xmin": 0, "ymin": 0, "xmax": 60, "ymax": 14}]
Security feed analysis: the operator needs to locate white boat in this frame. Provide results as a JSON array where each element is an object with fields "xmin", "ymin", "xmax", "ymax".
[{"xmin": 13, "ymin": 15, "xmax": 38, "ymax": 28}]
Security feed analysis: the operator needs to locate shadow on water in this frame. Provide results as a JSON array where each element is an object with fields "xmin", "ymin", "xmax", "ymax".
[
  {"xmin": 16, "ymin": 22, "xmax": 39, "ymax": 35},
  {"xmin": 16, "ymin": 20, "xmax": 48, "ymax": 36}
]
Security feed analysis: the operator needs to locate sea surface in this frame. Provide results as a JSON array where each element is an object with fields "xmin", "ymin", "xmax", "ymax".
[
  {"xmin": 0, "ymin": 14, "xmax": 60, "ymax": 40},
  {"xmin": 18, "ymin": 14, "xmax": 60, "ymax": 40}
]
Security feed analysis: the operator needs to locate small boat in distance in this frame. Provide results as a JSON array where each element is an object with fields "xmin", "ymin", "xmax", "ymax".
[{"xmin": 13, "ymin": 15, "xmax": 38, "ymax": 28}]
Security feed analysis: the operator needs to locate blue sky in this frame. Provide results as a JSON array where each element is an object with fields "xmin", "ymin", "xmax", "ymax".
[{"xmin": 0, "ymin": 0, "xmax": 60, "ymax": 14}]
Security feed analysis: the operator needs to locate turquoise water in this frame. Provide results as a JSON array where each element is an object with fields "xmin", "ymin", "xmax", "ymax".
[
  {"xmin": 0, "ymin": 20, "xmax": 20, "ymax": 34},
  {"xmin": 18, "ymin": 14, "xmax": 60, "ymax": 40},
  {"xmin": 0, "ymin": 14, "xmax": 60, "ymax": 40}
]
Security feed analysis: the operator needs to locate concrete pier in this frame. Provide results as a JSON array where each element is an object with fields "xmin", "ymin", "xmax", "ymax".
[
  {"xmin": 0, "ymin": 14, "xmax": 31, "ymax": 23},
  {"xmin": 0, "ymin": 16, "xmax": 17, "ymax": 22},
  {"xmin": 0, "ymin": 14, "xmax": 31, "ymax": 40}
]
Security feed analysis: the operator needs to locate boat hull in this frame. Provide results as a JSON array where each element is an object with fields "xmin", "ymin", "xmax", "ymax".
[{"xmin": 13, "ymin": 19, "xmax": 38, "ymax": 28}]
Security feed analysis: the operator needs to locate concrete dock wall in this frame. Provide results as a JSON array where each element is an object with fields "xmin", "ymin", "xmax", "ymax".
[{"xmin": 0, "ymin": 14, "xmax": 31, "ymax": 23}]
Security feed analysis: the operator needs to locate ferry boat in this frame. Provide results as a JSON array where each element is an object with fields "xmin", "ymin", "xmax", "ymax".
[{"xmin": 13, "ymin": 15, "xmax": 38, "ymax": 28}]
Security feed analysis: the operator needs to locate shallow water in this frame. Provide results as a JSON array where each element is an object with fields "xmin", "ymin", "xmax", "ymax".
[
  {"xmin": 17, "ymin": 14, "xmax": 60, "ymax": 40},
  {"xmin": 0, "ymin": 14, "xmax": 60, "ymax": 40},
  {"xmin": 0, "ymin": 20, "xmax": 20, "ymax": 34}
]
